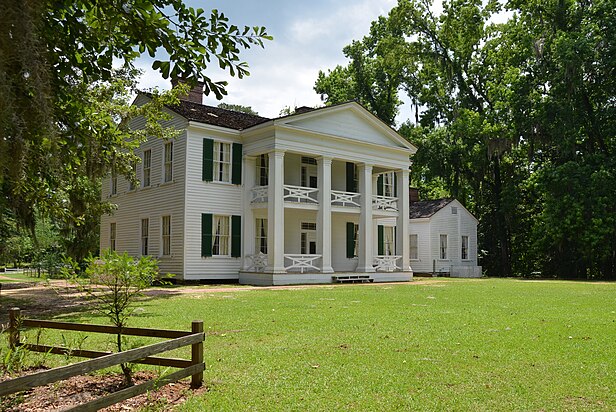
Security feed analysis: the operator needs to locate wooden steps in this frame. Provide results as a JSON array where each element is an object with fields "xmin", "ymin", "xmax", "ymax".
[{"xmin": 332, "ymin": 274, "xmax": 373, "ymax": 283}]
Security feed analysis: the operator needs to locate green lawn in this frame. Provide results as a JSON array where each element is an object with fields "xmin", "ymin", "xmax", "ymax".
[
  {"xmin": 15, "ymin": 278, "xmax": 616, "ymax": 410},
  {"xmin": 0, "ymin": 271, "xmax": 46, "ymax": 283}
]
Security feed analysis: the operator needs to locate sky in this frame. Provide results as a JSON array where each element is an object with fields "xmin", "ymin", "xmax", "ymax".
[{"xmin": 136, "ymin": 0, "xmax": 399, "ymax": 119}]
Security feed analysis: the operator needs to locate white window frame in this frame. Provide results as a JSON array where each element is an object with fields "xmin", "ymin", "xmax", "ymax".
[
  {"xmin": 439, "ymin": 234, "xmax": 448, "ymax": 260},
  {"xmin": 255, "ymin": 218, "xmax": 268, "ymax": 254},
  {"xmin": 163, "ymin": 141, "xmax": 173, "ymax": 183},
  {"xmin": 383, "ymin": 172, "xmax": 395, "ymax": 197},
  {"xmin": 383, "ymin": 226, "xmax": 395, "ymax": 256},
  {"xmin": 461, "ymin": 235, "xmax": 469, "ymax": 260},
  {"xmin": 110, "ymin": 222, "xmax": 116, "ymax": 251},
  {"xmin": 161, "ymin": 215, "xmax": 171, "ymax": 256},
  {"xmin": 141, "ymin": 218, "xmax": 149, "ymax": 256},
  {"xmin": 410, "ymin": 234, "xmax": 418, "ymax": 260},
  {"xmin": 214, "ymin": 142, "xmax": 231, "ymax": 183},
  {"xmin": 257, "ymin": 154, "xmax": 268, "ymax": 186},
  {"xmin": 143, "ymin": 149, "xmax": 152, "ymax": 188},
  {"xmin": 111, "ymin": 173, "xmax": 118, "ymax": 196},
  {"xmin": 212, "ymin": 215, "xmax": 230, "ymax": 256}
]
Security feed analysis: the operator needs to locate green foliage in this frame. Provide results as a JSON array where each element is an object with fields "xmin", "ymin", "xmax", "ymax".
[
  {"xmin": 62, "ymin": 249, "xmax": 159, "ymax": 385},
  {"xmin": 320, "ymin": 0, "xmax": 616, "ymax": 278},
  {"xmin": 0, "ymin": 0, "xmax": 271, "ymax": 264},
  {"xmin": 217, "ymin": 103, "xmax": 259, "ymax": 116}
]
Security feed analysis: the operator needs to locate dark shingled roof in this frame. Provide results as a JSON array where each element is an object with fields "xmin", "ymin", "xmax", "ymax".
[
  {"xmin": 167, "ymin": 99, "xmax": 271, "ymax": 130},
  {"xmin": 409, "ymin": 198, "xmax": 454, "ymax": 219}
]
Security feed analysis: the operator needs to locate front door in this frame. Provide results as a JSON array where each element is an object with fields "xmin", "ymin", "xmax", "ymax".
[{"xmin": 301, "ymin": 222, "xmax": 317, "ymax": 254}]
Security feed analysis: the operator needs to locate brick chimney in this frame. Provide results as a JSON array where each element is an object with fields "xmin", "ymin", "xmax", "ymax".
[
  {"xmin": 171, "ymin": 78, "xmax": 204, "ymax": 104},
  {"xmin": 409, "ymin": 187, "xmax": 420, "ymax": 204}
]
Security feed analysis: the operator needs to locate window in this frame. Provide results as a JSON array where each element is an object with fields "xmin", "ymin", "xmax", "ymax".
[
  {"xmin": 257, "ymin": 154, "xmax": 269, "ymax": 186},
  {"xmin": 255, "ymin": 218, "xmax": 268, "ymax": 254},
  {"xmin": 301, "ymin": 157, "xmax": 318, "ymax": 188},
  {"xmin": 212, "ymin": 215, "xmax": 230, "ymax": 255},
  {"xmin": 300, "ymin": 222, "xmax": 317, "ymax": 254},
  {"xmin": 439, "ymin": 234, "xmax": 448, "ymax": 260},
  {"xmin": 353, "ymin": 224, "xmax": 359, "ymax": 257},
  {"xmin": 346, "ymin": 222, "xmax": 359, "ymax": 258},
  {"xmin": 383, "ymin": 226, "xmax": 395, "ymax": 256},
  {"xmin": 410, "ymin": 234, "xmax": 418, "ymax": 260},
  {"xmin": 214, "ymin": 142, "xmax": 231, "ymax": 182},
  {"xmin": 451, "ymin": 206, "xmax": 458, "ymax": 215},
  {"xmin": 164, "ymin": 141, "xmax": 173, "ymax": 182},
  {"xmin": 461, "ymin": 235, "xmax": 469, "ymax": 260},
  {"xmin": 111, "ymin": 173, "xmax": 118, "ymax": 195},
  {"xmin": 383, "ymin": 172, "xmax": 395, "ymax": 197},
  {"xmin": 110, "ymin": 223, "xmax": 116, "ymax": 251},
  {"xmin": 128, "ymin": 161, "xmax": 137, "ymax": 191},
  {"xmin": 162, "ymin": 215, "xmax": 171, "ymax": 256},
  {"xmin": 141, "ymin": 218, "xmax": 149, "ymax": 255},
  {"xmin": 143, "ymin": 150, "xmax": 151, "ymax": 187}
]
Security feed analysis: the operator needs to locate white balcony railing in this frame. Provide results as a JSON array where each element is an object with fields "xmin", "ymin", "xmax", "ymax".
[
  {"xmin": 372, "ymin": 195, "xmax": 398, "ymax": 212},
  {"xmin": 373, "ymin": 255, "xmax": 401, "ymax": 272},
  {"xmin": 284, "ymin": 185, "xmax": 319, "ymax": 204},
  {"xmin": 251, "ymin": 186, "xmax": 268, "ymax": 203},
  {"xmin": 284, "ymin": 254, "xmax": 321, "ymax": 273},
  {"xmin": 246, "ymin": 252, "xmax": 268, "ymax": 272},
  {"xmin": 331, "ymin": 190, "xmax": 361, "ymax": 207}
]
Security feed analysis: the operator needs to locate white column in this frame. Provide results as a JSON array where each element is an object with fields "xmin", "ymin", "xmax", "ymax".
[
  {"xmin": 397, "ymin": 168, "xmax": 412, "ymax": 273},
  {"xmin": 357, "ymin": 163, "xmax": 375, "ymax": 272},
  {"xmin": 242, "ymin": 156, "xmax": 256, "ymax": 270},
  {"xmin": 267, "ymin": 150, "xmax": 286, "ymax": 273},
  {"xmin": 317, "ymin": 156, "xmax": 334, "ymax": 273}
]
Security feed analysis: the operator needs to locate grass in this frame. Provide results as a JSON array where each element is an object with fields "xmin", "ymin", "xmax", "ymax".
[
  {"xmin": 0, "ymin": 271, "xmax": 46, "ymax": 283},
  {"xmin": 13, "ymin": 278, "xmax": 616, "ymax": 411}
]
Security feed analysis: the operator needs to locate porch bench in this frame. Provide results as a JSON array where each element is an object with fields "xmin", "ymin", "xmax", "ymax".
[{"xmin": 332, "ymin": 274, "xmax": 373, "ymax": 283}]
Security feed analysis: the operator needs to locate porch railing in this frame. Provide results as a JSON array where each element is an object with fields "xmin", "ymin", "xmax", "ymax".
[
  {"xmin": 372, "ymin": 195, "xmax": 398, "ymax": 212},
  {"xmin": 284, "ymin": 254, "xmax": 321, "ymax": 273},
  {"xmin": 284, "ymin": 185, "xmax": 319, "ymax": 204},
  {"xmin": 373, "ymin": 255, "xmax": 401, "ymax": 272},
  {"xmin": 251, "ymin": 186, "xmax": 268, "ymax": 203},
  {"xmin": 246, "ymin": 252, "xmax": 268, "ymax": 272},
  {"xmin": 331, "ymin": 190, "xmax": 361, "ymax": 207}
]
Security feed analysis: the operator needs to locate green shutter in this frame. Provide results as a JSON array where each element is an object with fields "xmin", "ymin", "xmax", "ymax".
[
  {"xmin": 346, "ymin": 222, "xmax": 355, "ymax": 258},
  {"xmin": 201, "ymin": 213, "xmax": 213, "ymax": 257},
  {"xmin": 232, "ymin": 143, "xmax": 242, "ymax": 185},
  {"xmin": 346, "ymin": 162, "xmax": 356, "ymax": 192},
  {"xmin": 202, "ymin": 139, "xmax": 213, "ymax": 182},
  {"xmin": 377, "ymin": 175, "xmax": 384, "ymax": 196},
  {"xmin": 378, "ymin": 225, "xmax": 384, "ymax": 255},
  {"xmin": 393, "ymin": 172, "xmax": 398, "ymax": 197},
  {"xmin": 231, "ymin": 215, "xmax": 242, "ymax": 257}
]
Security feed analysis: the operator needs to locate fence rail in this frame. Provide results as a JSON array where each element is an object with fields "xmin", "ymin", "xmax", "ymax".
[{"xmin": 1, "ymin": 308, "xmax": 205, "ymax": 408}]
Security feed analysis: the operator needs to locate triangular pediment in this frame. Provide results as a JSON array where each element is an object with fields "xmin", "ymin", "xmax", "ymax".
[{"xmin": 276, "ymin": 103, "xmax": 416, "ymax": 152}]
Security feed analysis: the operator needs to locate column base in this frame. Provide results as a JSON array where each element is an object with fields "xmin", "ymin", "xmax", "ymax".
[{"xmin": 321, "ymin": 266, "xmax": 334, "ymax": 274}]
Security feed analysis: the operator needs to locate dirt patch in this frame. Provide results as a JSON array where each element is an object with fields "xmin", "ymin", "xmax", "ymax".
[{"xmin": 1, "ymin": 369, "xmax": 207, "ymax": 411}]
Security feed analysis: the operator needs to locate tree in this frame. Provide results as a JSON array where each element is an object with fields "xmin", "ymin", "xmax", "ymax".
[
  {"xmin": 63, "ymin": 250, "xmax": 159, "ymax": 386},
  {"xmin": 0, "ymin": 0, "xmax": 271, "ymax": 260},
  {"xmin": 217, "ymin": 103, "xmax": 260, "ymax": 116}
]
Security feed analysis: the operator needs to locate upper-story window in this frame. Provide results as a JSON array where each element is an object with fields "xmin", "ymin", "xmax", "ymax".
[
  {"xmin": 257, "ymin": 154, "xmax": 269, "ymax": 186},
  {"xmin": 164, "ymin": 141, "xmax": 173, "ymax": 183},
  {"xmin": 383, "ymin": 172, "xmax": 395, "ymax": 197},
  {"xmin": 301, "ymin": 156, "xmax": 317, "ymax": 188},
  {"xmin": 214, "ymin": 142, "xmax": 231, "ymax": 182},
  {"xmin": 111, "ymin": 173, "xmax": 118, "ymax": 196},
  {"xmin": 143, "ymin": 149, "xmax": 151, "ymax": 187}
]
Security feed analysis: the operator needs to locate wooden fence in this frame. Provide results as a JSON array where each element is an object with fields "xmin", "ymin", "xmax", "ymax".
[{"xmin": 1, "ymin": 308, "xmax": 205, "ymax": 411}]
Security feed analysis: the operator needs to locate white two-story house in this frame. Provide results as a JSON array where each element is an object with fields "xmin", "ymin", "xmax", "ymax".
[{"xmin": 100, "ymin": 84, "xmax": 418, "ymax": 285}]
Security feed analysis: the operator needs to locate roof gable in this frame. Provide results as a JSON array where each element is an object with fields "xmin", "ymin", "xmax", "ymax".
[
  {"xmin": 410, "ymin": 198, "xmax": 478, "ymax": 222},
  {"xmin": 276, "ymin": 102, "xmax": 417, "ymax": 152}
]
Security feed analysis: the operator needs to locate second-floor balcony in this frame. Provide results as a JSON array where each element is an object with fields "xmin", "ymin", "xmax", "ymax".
[{"xmin": 250, "ymin": 185, "xmax": 398, "ymax": 212}]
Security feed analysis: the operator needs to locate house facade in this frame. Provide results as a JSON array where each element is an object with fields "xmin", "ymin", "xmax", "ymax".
[
  {"xmin": 100, "ymin": 88, "xmax": 418, "ymax": 285},
  {"xmin": 408, "ymin": 198, "xmax": 482, "ymax": 277}
]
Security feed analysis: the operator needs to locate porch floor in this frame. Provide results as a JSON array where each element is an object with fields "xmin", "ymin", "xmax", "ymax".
[{"xmin": 238, "ymin": 271, "xmax": 412, "ymax": 286}]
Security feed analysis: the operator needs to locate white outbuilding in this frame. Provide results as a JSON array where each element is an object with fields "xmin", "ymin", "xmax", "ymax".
[{"xmin": 408, "ymin": 197, "xmax": 482, "ymax": 277}]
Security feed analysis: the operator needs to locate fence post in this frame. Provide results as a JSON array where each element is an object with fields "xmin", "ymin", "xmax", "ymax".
[
  {"xmin": 8, "ymin": 307, "xmax": 21, "ymax": 349},
  {"xmin": 191, "ymin": 320, "xmax": 204, "ymax": 389}
]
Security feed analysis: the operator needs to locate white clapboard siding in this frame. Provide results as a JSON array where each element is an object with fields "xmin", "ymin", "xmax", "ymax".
[
  {"xmin": 100, "ymin": 102, "xmax": 188, "ymax": 277},
  {"xmin": 182, "ymin": 127, "xmax": 243, "ymax": 279}
]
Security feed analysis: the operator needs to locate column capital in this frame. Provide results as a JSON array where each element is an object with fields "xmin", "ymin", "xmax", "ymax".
[{"xmin": 316, "ymin": 155, "xmax": 333, "ymax": 164}]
